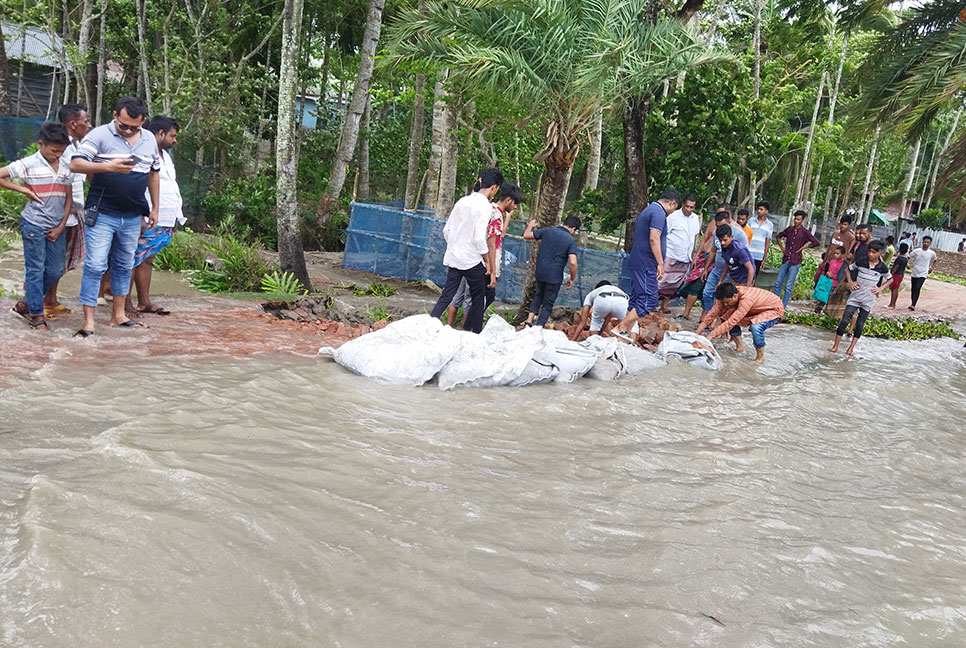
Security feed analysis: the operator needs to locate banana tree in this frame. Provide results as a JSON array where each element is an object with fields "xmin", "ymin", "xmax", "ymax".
[{"xmin": 386, "ymin": 0, "xmax": 722, "ymax": 315}]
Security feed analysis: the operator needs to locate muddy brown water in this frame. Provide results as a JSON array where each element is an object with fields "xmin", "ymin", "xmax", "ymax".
[{"xmin": 2, "ymin": 323, "xmax": 966, "ymax": 646}]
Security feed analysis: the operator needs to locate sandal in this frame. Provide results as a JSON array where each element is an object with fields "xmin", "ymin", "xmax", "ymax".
[
  {"xmin": 11, "ymin": 302, "xmax": 29, "ymax": 321},
  {"xmin": 137, "ymin": 305, "xmax": 171, "ymax": 316},
  {"xmin": 113, "ymin": 319, "xmax": 144, "ymax": 328},
  {"xmin": 29, "ymin": 319, "xmax": 50, "ymax": 330},
  {"xmin": 74, "ymin": 329, "xmax": 94, "ymax": 338},
  {"xmin": 47, "ymin": 304, "xmax": 73, "ymax": 315}
]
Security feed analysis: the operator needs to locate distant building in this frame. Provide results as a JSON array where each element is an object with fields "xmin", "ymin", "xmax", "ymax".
[{"xmin": 2, "ymin": 22, "xmax": 66, "ymax": 117}]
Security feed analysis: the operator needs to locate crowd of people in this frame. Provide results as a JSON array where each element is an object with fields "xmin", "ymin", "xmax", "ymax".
[
  {"xmin": 2, "ymin": 97, "xmax": 184, "ymax": 337},
  {"xmin": 428, "ymin": 167, "xmax": 947, "ymax": 363},
  {"xmin": 3, "ymin": 135, "xmax": 946, "ymax": 361}
]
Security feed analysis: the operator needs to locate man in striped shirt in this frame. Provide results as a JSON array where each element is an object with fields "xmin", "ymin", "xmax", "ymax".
[
  {"xmin": 70, "ymin": 96, "xmax": 160, "ymax": 337},
  {"xmin": 0, "ymin": 122, "xmax": 73, "ymax": 330}
]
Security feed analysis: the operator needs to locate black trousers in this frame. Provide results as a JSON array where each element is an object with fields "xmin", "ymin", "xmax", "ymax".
[
  {"xmin": 910, "ymin": 277, "xmax": 926, "ymax": 307},
  {"xmin": 529, "ymin": 280, "xmax": 562, "ymax": 326},
  {"xmin": 484, "ymin": 274, "xmax": 496, "ymax": 310},
  {"xmin": 836, "ymin": 304, "xmax": 870, "ymax": 339},
  {"xmin": 431, "ymin": 263, "xmax": 487, "ymax": 333}
]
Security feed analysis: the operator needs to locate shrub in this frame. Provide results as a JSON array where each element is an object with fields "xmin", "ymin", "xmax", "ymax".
[
  {"xmin": 353, "ymin": 281, "xmax": 397, "ymax": 297},
  {"xmin": 200, "ymin": 234, "xmax": 272, "ymax": 292},
  {"xmin": 261, "ymin": 270, "xmax": 307, "ymax": 296},
  {"xmin": 202, "ymin": 174, "xmax": 278, "ymax": 249},
  {"xmin": 0, "ymin": 187, "xmax": 28, "ymax": 229},
  {"xmin": 154, "ymin": 230, "xmax": 208, "ymax": 272},
  {"xmin": 784, "ymin": 312, "xmax": 958, "ymax": 341}
]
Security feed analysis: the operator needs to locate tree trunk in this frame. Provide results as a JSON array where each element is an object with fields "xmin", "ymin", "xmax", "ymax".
[
  {"xmin": 275, "ymin": 0, "xmax": 311, "ymax": 290},
  {"xmin": 75, "ymin": 0, "xmax": 96, "ymax": 106},
  {"xmin": 135, "ymin": 0, "xmax": 152, "ymax": 113},
  {"xmin": 836, "ymin": 163, "xmax": 858, "ymax": 218},
  {"xmin": 161, "ymin": 1, "xmax": 176, "ymax": 115},
  {"xmin": 793, "ymin": 70, "xmax": 826, "ymax": 210},
  {"xmin": 752, "ymin": 0, "xmax": 761, "ymax": 100},
  {"xmin": 859, "ymin": 133, "xmax": 882, "ymax": 223},
  {"xmin": 404, "ymin": 73, "xmax": 427, "ymax": 209},
  {"xmin": 622, "ymin": 97, "xmax": 648, "ymax": 253},
  {"xmin": 95, "ymin": 2, "xmax": 108, "ymax": 124},
  {"xmin": 357, "ymin": 93, "xmax": 371, "ymax": 201},
  {"xmin": 424, "ymin": 71, "xmax": 449, "ymax": 211},
  {"xmin": 515, "ymin": 153, "xmax": 576, "ymax": 322},
  {"xmin": 898, "ymin": 136, "xmax": 920, "ymax": 221},
  {"xmin": 925, "ymin": 108, "xmax": 962, "ymax": 209},
  {"xmin": 318, "ymin": 34, "xmax": 330, "ymax": 127},
  {"xmin": 323, "ymin": 0, "xmax": 385, "ymax": 218},
  {"xmin": 0, "ymin": 22, "xmax": 10, "ymax": 114},
  {"xmin": 581, "ymin": 108, "xmax": 603, "ymax": 193},
  {"xmin": 828, "ymin": 36, "xmax": 848, "ymax": 125},
  {"xmin": 435, "ymin": 97, "xmax": 460, "ymax": 219}
]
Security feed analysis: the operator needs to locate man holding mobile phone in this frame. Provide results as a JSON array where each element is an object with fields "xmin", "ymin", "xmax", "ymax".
[{"xmin": 69, "ymin": 96, "xmax": 160, "ymax": 338}]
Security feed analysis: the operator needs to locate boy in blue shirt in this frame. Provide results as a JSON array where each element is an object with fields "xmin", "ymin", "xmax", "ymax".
[
  {"xmin": 0, "ymin": 122, "xmax": 73, "ymax": 330},
  {"xmin": 714, "ymin": 224, "xmax": 755, "ymax": 290}
]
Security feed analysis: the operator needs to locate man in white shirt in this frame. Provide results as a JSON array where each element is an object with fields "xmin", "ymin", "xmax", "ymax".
[
  {"xmin": 126, "ymin": 115, "xmax": 186, "ymax": 316},
  {"xmin": 429, "ymin": 167, "xmax": 504, "ymax": 333},
  {"xmin": 747, "ymin": 200, "xmax": 774, "ymax": 275},
  {"xmin": 44, "ymin": 102, "xmax": 92, "ymax": 318},
  {"xmin": 907, "ymin": 235, "xmax": 937, "ymax": 311},
  {"xmin": 658, "ymin": 193, "xmax": 700, "ymax": 313}
]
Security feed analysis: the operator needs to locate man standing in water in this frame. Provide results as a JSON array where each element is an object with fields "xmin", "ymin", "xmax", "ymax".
[
  {"xmin": 522, "ymin": 215, "xmax": 580, "ymax": 328},
  {"xmin": 430, "ymin": 167, "xmax": 504, "ymax": 333},
  {"xmin": 696, "ymin": 282, "xmax": 785, "ymax": 364},
  {"xmin": 657, "ymin": 193, "xmax": 700, "ymax": 313},
  {"xmin": 907, "ymin": 235, "xmax": 937, "ymax": 311},
  {"xmin": 614, "ymin": 188, "xmax": 680, "ymax": 338},
  {"xmin": 70, "ymin": 96, "xmax": 160, "ymax": 338},
  {"xmin": 124, "ymin": 115, "xmax": 185, "ymax": 317}
]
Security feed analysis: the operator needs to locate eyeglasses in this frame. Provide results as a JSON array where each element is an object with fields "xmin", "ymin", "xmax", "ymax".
[{"xmin": 116, "ymin": 121, "xmax": 141, "ymax": 133}]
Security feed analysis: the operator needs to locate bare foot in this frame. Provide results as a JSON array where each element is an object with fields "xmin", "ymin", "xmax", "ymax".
[
  {"xmin": 754, "ymin": 357, "xmax": 765, "ymax": 364},
  {"xmin": 828, "ymin": 346, "xmax": 839, "ymax": 353},
  {"xmin": 733, "ymin": 341, "xmax": 745, "ymax": 353},
  {"xmin": 845, "ymin": 352, "xmax": 856, "ymax": 360}
]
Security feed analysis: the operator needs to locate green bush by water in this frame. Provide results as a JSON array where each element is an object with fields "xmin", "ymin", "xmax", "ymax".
[
  {"xmin": 261, "ymin": 271, "xmax": 307, "ymax": 296},
  {"xmin": 784, "ymin": 312, "xmax": 959, "ymax": 341},
  {"xmin": 765, "ymin": 245, "xmax": 820, "ymax": 300},
  {"xmin": 154, "ymin": 230, "xmax": 209, "ymax": 272}
]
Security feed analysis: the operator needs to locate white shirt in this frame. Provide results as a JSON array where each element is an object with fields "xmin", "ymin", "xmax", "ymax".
[
  {"xmin": 908, "ymin": 248, "xmax": 936, "ymax": 278},
  {"xmin": 145, "ymin": 149, "xmax": 185, "ymax": 228},
  {"xmin": 665, "ymin": 208, "xmax": 701, "ymax": 262},
  {"xmin": 583, "ymin": 284, "xmax": 629, "ymax": 307},
  {"xmin": 442, "ymin": 192, "xmax": 491, "ymax": 270},
  {"xmin": 747, "ymin": 215, "xmax": 774, "ymax": 260},
  {"xmin": 62, "ymin": 141, "xmax": 87, "ymax": 226}
]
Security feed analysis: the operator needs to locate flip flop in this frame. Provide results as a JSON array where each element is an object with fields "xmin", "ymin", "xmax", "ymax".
[
  {"xmin": 11, "ymin": 303, "xmax": 29, "ymax": 321},
  {"xmin": 74, "ymin": 329, "xmax": 94, "ymax": 338},
  {"xmin": 28, "ymin": 319, "xmax": 50, "ymax": 330},
  {"xmin": 48, "ymin": 304, "xmax": 72, "ymax": 315},
  {"xmin": 613, "ymin": 331, "xmax": 634, "ymax": 343},
  {"xmin": 113, "ymin": 319, "xmax": 145, "ymax": 328},
  {"xmin": 137, "ymin": 305, "xmax": 171, "ymax": 315}
]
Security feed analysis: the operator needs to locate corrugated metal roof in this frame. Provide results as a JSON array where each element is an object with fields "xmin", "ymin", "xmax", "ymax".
[{"xmin": 2, "ymin": 22, "xmax": 66, "ymax": 69}]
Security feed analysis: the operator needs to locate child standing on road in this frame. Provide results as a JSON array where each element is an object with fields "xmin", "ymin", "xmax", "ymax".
[
  {"xmin": 828, "ymin": 241, "xmax": 891, "ymax": 359},
  {"xmin": 0, "ymin": 122, "xmax": 73, "ymax": 331},
  {"xmin": 814, "ymin": 245, "xmax": 847, "ymax": 313},
  {"xmin": 888, "ymin": 242, "xmax": 909, "ymax": 309}
]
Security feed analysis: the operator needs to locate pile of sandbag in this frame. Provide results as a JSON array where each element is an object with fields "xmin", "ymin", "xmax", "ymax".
[{"xmin": 319, "ymin": 314, "xmax": 720, "ymax": 389}]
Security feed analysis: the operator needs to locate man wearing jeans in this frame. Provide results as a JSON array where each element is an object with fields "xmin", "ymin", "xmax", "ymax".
[
  {"xmin": 772, "ymin": 209, "xmax": 820, "ymax": 308},
  {"xmin": 70, "ymin": 96, "xmax": 160, "ymax": 337},
  {"xmin": 696, "ymin": 282, "xmax": 785, "ymax": 364},
  {"xmin": 699, "ymin": 210, "xmax": 748, "ymax": 316},
  {"xmin": 429, "ymin": 167, "xmax": 504, "ymax": 333}
]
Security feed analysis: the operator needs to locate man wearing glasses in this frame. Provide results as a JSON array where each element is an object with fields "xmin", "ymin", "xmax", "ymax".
[{"xmin": 70, "ymin": 96, "xmax": 160, "ymax": 337}]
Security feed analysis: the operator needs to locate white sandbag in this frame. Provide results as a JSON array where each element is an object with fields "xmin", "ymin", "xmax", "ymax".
[
  {"xmin": 437, "ymin": 319, "xmax": 547, "ymax": 390},
  {"xmin": 618, "ymin": 344, "xmax": 668, "ymax": 375},
  {"xmin": 657, "ymin": 330, "xmax": 722, "ymax": 371},
  {"xmin": 328, "ymin": 314, "xmax": 463, "ymax": 385},
  {"xmin": 508, "ymin": 358, "xmax": 560, "ymax": 386},
  {"xmin": 587, "ymin": 356, "xmax": 623, "ymax": 381},
  {"xmin": 536, "ymin": 329, "xmax": 599, "ymax": 383}
]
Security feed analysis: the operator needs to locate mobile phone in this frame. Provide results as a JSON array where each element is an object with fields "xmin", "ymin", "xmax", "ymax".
[{"xmin": 123, "ymin": 156, "xmax": 137, "ymax": 166}]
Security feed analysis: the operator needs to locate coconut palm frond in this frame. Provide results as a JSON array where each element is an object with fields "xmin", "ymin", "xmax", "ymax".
[{"xmin": 935, "ymin": 129, "xmax": 966, "ymax": 201}]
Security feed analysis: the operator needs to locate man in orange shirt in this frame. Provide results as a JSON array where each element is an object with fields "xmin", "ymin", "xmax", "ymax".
[{"xmin": 696, "ymin": 282, "xmax": 785, "ymax": 364}]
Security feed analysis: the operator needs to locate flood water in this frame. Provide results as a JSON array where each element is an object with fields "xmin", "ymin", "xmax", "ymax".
[{"xmin": 2, "ymin": 326, "xmax": 966, "ymax": 647}]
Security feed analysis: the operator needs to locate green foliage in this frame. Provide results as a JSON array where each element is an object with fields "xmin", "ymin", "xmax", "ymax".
[
  {"xmin": 784, "ymin": 312, "xmax": 959, "ymax": 341},
  {"xmin": 202, "ymin": 175, "xmax": 278, "ymax": 249},
  {"xmin": 765, "ymin": 246, "xmax": 821, "ymax": 300},
  {"xmin": 915, "ymin": 208, "xmax": 947, "ymax": 231},
  {"xmin": 0, "ymin": 229, "xmax": 20, "ymax": 253},
  {"xmin": 364, "ymin": 305, "xmax": 392, "ymax": 322},
  {"xmin": 261, "ymin": 271, "xmax": 308, "ymax": 296},
  {"xmin": 153, "ymin": 230, "xmax": 209, "ymax": 272},
  {"xmin": 932, "ymin": 272, "xmax": 966, "ymax": 287},
  {"xmin": 353, "ymin": 281, "xmax": 397, "ymax": 297},
  {"xmin": 0, "ymin": 187, "xmax": 29, "ymax": 229},
  {"xmin": 571, "ymin": 188, "xmax": 624, "ymax": 235}
]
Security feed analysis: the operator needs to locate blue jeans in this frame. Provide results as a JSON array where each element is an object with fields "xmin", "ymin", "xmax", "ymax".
[
  {"xmin": 773, "ymin": 261, "xmax": 801, "ymax": 308},
  {"xmin": 21, "ymin": 219, "xmax": 67, "ymax": 317},
  {"xmin": 749, "ymin": 317, "xmax": 779, "ymax": 348},
  {"xmin": 79, "ymin": 214, "xmax": 141, "ymax": 307},
  {"xmin": 702, "ymin": 265, "xmax": 723, "ymax": 310}
]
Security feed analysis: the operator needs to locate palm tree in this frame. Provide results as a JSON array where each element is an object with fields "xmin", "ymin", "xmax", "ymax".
[
  {"xmin": 386, "ymin": 0, "xmax": 722, "ymax": 315},
  {"xmin": 851, "ymin": 1, "xmax": 966, "ymax": 201}
]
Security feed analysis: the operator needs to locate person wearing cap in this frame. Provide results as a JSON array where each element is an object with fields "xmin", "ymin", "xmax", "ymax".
[{"xmin": 522, "ymin": 215, "xmax": 580, "ymax": 327}]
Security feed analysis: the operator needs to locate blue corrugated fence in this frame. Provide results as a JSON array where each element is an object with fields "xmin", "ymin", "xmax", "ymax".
[{"xmin": 343, "ymin": 201, "xmax": 633, "ymax": 308}]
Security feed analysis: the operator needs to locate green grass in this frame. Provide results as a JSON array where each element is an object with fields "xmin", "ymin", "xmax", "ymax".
[
  {"xmin": 932, "ymin": 272, "xmax": 966, "ymax": 287},
  {"xmin": 0, "ymin": 229, "xmax": 20, "ymax": 253},
  {"xmin": 784, "ymin": 312, "xmax": 959, "ymax": 341},
  {"xmin": 353, "ymin": 281, "xmax": 397, "ymax": 297}
]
